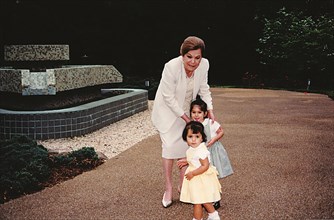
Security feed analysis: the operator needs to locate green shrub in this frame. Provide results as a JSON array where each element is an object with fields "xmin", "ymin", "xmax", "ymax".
[
  {"xmin": 69, "ymin": 147, "xmax": 99, "ymax": 167},
  {"xmin": 256, "ymin": 7, "xmax": 334, "ymax": 89},
  {"xmin": 1, "ymin": 137, "xmax": 104, "ymax": 204},
  {"xmin": 52, "ymin": 147, "xmax": 101, "ymax": 169},
  {"xmin": 0, "ymin": 136, "xmax": 50, "ymax": 204},
  {"xmin": 327, "ymin": 91, "xmax": 334, "ymax": 100}
]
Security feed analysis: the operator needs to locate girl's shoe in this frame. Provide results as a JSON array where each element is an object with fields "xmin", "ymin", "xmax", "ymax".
[
  {"xmin": 162, "ymin": 192, "xmax": 172, "ymax": 208},
  {"xmin": 207, "ymin": 211, "xmax": 220, "ymax": 220},
  {"xmin": 213, "ymin": 200, "xmax": 220, "ymax": 210}
]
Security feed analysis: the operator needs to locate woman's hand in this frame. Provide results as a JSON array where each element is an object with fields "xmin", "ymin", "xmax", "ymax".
[
  {"xmin": 177, "ymin": 158, "xmax": 188, "ymax": 169},
  {"xmin": 181, "ymin": 113, "xmax": 191, "ymax": 123},
  {"xmin": 207, "ymin": 110, "xmax": 215, "ymax": 123}
]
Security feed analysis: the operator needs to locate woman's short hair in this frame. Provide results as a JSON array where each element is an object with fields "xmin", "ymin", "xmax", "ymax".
[
  {"xmin": 180, "ymin": 36, "xmax": 205, "ymax": 56},
  {"xmin": 182, "ymin": 121, "xmax": 207, "ymax": 143}
]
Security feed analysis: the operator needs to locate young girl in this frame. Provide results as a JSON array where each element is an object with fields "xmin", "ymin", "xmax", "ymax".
[
  {"xmin": 180, "ymin": 121, "xmax": 221, "ymax": 220},
  {"xmin": 190, "ymin": 98, "xmax": 234, "ymax": 179}
]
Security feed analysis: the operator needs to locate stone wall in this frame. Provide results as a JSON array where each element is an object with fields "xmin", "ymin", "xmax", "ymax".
[{"xmin": 4, "ymin": 45, "xmax": 70, "ymax": 61}]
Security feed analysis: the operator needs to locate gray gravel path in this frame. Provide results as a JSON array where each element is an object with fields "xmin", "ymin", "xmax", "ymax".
[{"xmin": 1, "ymin": 88, "xmax": 333, "ymax": 220}]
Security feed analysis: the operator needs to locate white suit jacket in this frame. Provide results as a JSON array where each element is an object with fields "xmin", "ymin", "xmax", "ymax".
[{"xmin": 151, "ymin": 56, "xmax": 213, "ymax": 133}]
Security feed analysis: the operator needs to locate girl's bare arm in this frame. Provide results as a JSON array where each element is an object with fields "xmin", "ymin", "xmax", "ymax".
[
  {"xmin": 207, "ymin": 126, "xmax": 224, "ymax": 147},
  {"xmin": 185, "ymin": 157, "xmax": 209, "ymax": 180}
]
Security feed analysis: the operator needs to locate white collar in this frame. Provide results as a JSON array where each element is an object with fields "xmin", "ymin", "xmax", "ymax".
[{"xmin": 202, "ymin": 118, "xmax": 210, "ymax": 125}]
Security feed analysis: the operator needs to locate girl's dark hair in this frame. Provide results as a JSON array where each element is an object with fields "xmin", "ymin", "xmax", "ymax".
[
  {"xmin": 190, "ymin": 98, "xmax": 208, "ymax": 117},
  {"xmin": 182, "ymin": 121, "xmax": 207, "ymax": 143}
]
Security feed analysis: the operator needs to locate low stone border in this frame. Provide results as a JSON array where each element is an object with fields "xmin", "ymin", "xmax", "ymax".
[{"xmin": 0, "ymin": 89, "xmax": 148, "ymax": 140}]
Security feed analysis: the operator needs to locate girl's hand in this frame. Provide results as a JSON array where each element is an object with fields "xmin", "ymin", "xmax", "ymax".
[
  {"xmin": 185, "ymin": 171, "xmax": 194, "ymax": 180},
  {"xmin": 185, "ymin": 158, "xmax": 209, "ymax": 180},
  {"xmin": 207, "ymin": 140, "xmax": 214, "ymax": 147},
  {"xmin": 177, "ymin": 158, "xmax": 188, "ymax": 169}
]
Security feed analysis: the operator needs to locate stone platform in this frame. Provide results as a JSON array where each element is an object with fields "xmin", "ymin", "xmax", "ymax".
[
  {"xmin": 1, "ymin": 45, "xmax": 123, "ymax": 95},
  {"xmin": 0, "ymin": 65, "xmax": 123, "ymax": 95}
]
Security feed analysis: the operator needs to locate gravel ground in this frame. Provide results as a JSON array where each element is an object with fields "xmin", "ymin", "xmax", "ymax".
[
  {"xmin": 38, "ymin": 101, "xmax": 158, "ymax": 159},
  {"xmin": 1, "ymin": 88, "xmax": 333, "ymax": 220}
]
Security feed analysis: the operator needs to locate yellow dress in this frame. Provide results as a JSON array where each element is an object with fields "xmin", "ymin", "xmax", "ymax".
[{"xmin": 180, "ymin": 143, "xmax": 222, "ymax": 204}]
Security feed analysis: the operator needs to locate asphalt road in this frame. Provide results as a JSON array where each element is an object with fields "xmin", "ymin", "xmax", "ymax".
[{"xmin": 1, "ymin": 88, "xmax": 333, "ymax": 220}]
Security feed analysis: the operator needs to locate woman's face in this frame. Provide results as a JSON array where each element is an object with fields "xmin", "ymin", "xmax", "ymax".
[
  {"xmin": 186, "ymin": 129, "xmax": 203, "ymax": 148},
  {"xmin": 182, "ymin": 48, "xmax": 202, "ymax": 75}
]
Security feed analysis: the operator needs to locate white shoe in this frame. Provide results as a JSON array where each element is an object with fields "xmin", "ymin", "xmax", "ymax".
[
  {"xmin": 207, "ymin": 211, "xmax": 220, "ymax": 220},
  {"xmin": 162, "ymin": 192, "xmax": 172, "ymax": 208}
]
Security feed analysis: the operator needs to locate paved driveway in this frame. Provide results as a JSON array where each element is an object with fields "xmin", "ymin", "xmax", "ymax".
[{"xmin": 1, "ymin": 88, "xmax": 333, "ymax": 220}]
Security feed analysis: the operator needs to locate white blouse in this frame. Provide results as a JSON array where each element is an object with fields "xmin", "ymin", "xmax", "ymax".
[
  {"xmin": 202, "ymin": 118, "xmax": 221, "ymax": 139},
  {"xmin": 182, "ymin": 75, "xmax": 194, "ymax": 116},
  {"xmin": 187, "ymin": 143, "xmax": 211, "ymax": 168}
]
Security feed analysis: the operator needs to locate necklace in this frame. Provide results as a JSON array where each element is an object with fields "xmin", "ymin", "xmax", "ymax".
[{"xmin": 186, "ymin": 71, "xmax": 194, "ymax": 78}]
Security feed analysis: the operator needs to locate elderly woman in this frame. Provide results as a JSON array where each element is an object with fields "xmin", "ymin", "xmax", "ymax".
[{"xmin": 151, "ymin": 36, "xmax": 215, "ymax": 208}]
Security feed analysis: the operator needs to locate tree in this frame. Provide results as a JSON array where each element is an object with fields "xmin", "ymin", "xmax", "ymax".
[{"xmin": 256, "ymin": 7, "xmax": 334, "ymax": 89}]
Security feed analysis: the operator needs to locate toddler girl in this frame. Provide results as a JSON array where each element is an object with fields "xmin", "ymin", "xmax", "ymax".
[{"xmin": 180, "ymin": 121, "xmax": 221, "ymax": 220}]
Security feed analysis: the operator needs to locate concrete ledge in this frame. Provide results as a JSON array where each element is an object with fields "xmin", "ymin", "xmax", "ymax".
[
  {"xmin": 0, "ymin": 65, "xmax": 123, "ymax": 95},
  {"xmin": 4, "ymin": 45, "xmax": 70, "ymax": 61},
  {"xmin": 0, "ymin": 89, "xmax": 148, "ymax": 140},
  {"xmin": 54, "ymin": 65, "xmax": 123, "ymax": 92}
]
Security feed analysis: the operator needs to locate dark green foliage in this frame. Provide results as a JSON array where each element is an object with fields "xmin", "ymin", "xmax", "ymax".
[
  {"xmin": 328, "ymin": 91, "xmax": 334, "ymax": 100},
  {"xmin": 0, "ymin": 136, "xmax": 50, "ymax": 204},
  {"xmin": 52, "ymin": 147, "xmax": 101, "ymax": 169},
  {"xmin": 0, "ymin": 137, "xmax": 104, "ymax": 204},
  {"xmin": 256, "ymin": 7, "xmax": 334, "ymax": 89},
  {"xmin": 52, "ymin": 154, "xmax": 74, "ymax": 166}
]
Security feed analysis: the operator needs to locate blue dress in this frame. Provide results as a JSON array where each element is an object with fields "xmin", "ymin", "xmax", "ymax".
[{"xmin": 203, "ymin": 119, "xmax": 233, "ymax": 179}]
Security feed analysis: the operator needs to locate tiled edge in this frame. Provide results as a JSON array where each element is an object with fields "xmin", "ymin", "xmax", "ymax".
[{"xmin": 0, "ymin": 89, "xmax": 148, "ymax": 140}]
